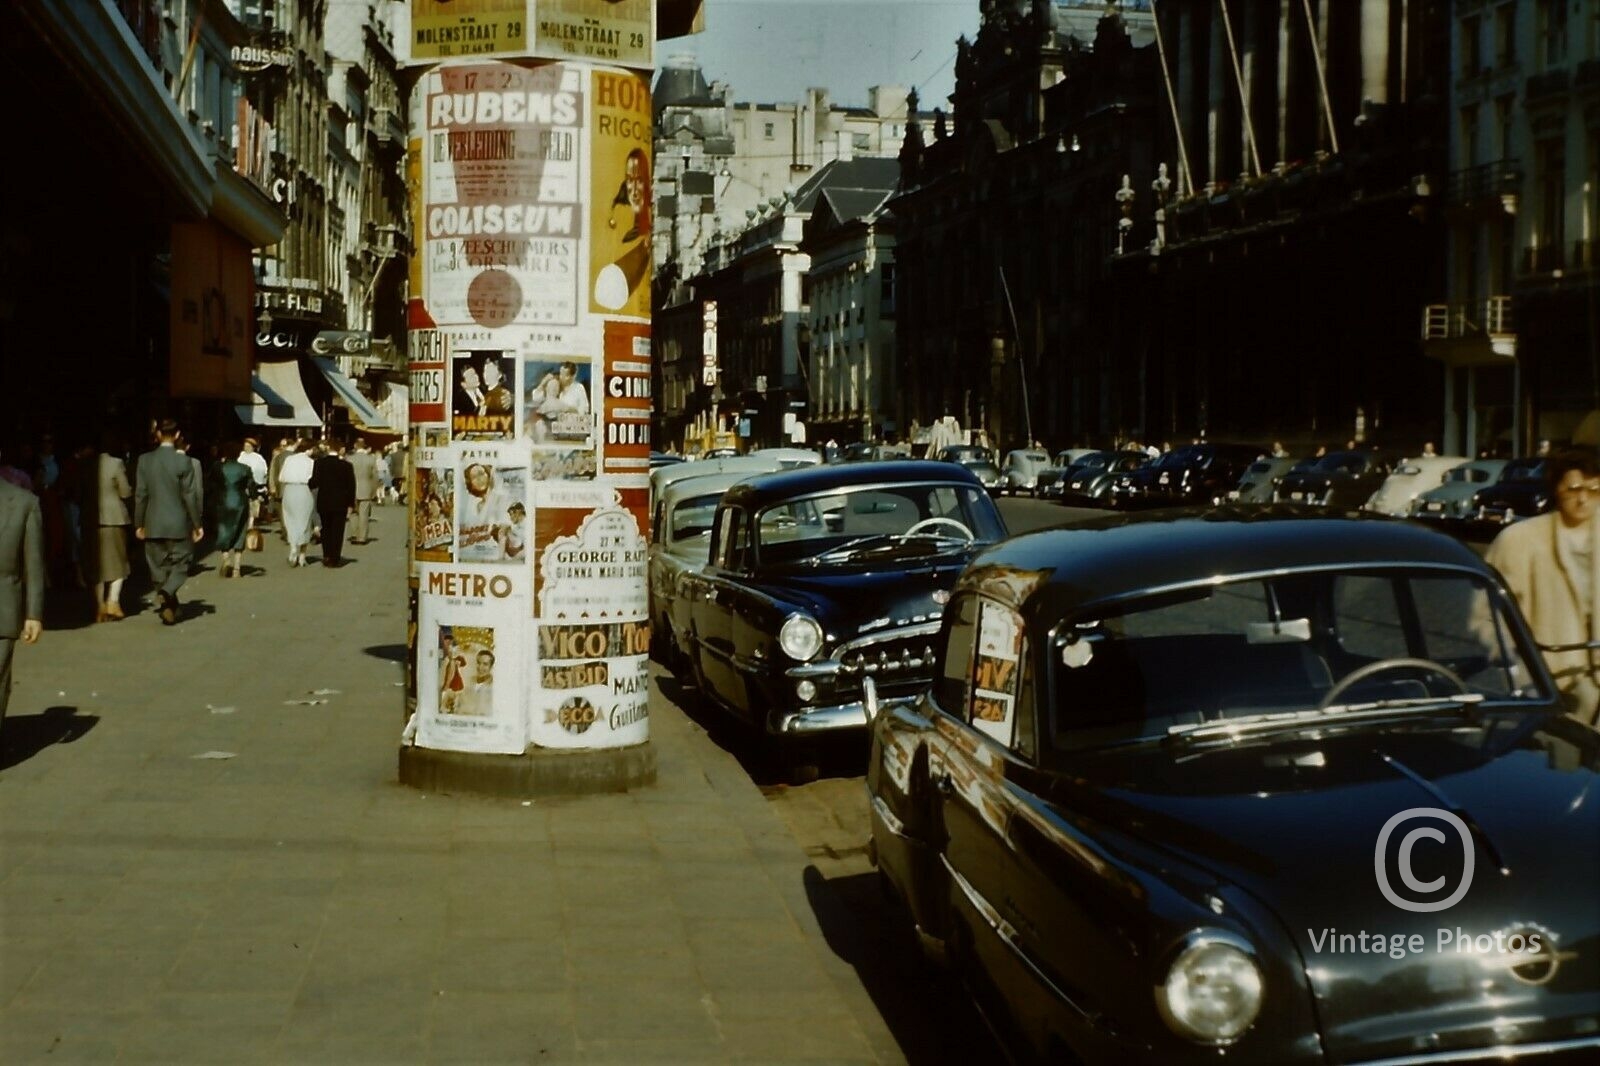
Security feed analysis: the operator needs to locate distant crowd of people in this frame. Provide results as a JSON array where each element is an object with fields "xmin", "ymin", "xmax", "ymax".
[{"xmin": 0, "ymin": 423, "xmax": 408, "ymax": 627}]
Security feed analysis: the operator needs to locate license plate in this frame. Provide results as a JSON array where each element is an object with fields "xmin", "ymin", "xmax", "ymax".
[
  {"xmin": 1426, "ymin": 502, "xmax": 1443, "ymax": 512},
  {"xmin": 1290, "ymin": 491, "xmax": 1304, "ymax": 501},
  {"xmin": 1159, "ymin": 472, "xmax": 1170, "ymax": 484},
  {"xmin": 1227, "ymin": 490, "xmax": 1240, "ymax": 500}
]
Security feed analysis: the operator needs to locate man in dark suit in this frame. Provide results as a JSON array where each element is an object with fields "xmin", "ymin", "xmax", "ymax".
[
  {"xmin": 134, "ymin": 419, "xmax": 203, "ymax": 625},
  {"xmin": 0, "ymin": 462, "xmax": 46, "ymax": 742},
  {"xmin": 310, "ymin": 441, "xmax": 357, "ymax": 566}
]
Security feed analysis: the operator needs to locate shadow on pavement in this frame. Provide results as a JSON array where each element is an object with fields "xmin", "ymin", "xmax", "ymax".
[
  {"xmin": 652, "ymin": 668, "xmax": 864, "ymax": 787},
  {"xmin": 800, "ymin": 865, "xmax": 996, "ymax": 1064},
  {"xmin": 364, "ymin": 644, "xmax": 407, "ymax": 663},
  {"xmin": 1, "ymin": 706, "xmax": 98, "ymax": 770}
]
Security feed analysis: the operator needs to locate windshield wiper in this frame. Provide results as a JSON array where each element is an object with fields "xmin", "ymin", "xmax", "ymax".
[
  {"xmin": 1168, "ymin": 694, "xmax": 1486, "ymax": 744},
  {"xmin": 809, "ymin": 534, "xmax": 896, "ymax": 564}
]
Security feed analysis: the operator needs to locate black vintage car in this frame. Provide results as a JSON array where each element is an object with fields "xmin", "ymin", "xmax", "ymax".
[
  {"xmin": 867, "ymin": 508, "xmax": 1598, "ymax": 1065},
  {"xmin": 1109, "ymin": 443, "xmax": 1262, "ymax": 507},
  {"xmin": 678, "ymin": 461, "xmax": 1006, "ymax": 779},
  {"xmin": 1273, "ymin": 449, "xmax": 1392, "ymax": 508},
  {"xmin": 1471, "ymin": 456, "xmax": 1550, "ymax": 526}
]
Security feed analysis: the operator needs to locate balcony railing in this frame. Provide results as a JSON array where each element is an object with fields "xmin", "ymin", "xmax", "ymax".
[
  {"xmin": 1522, "ymin": 244, "xmax": 1565, "ymax": 273},
  {"xmin": 1526, "ymin": 69, "xmax": 1570, "ymax": 101},
  {"xmin": 1446, "ymin": 159, "xmax": 1521, "ymax": 205},
  {"xmin": 1422, "ymin": 296, "xmax": 1514, "ymax": 341}
]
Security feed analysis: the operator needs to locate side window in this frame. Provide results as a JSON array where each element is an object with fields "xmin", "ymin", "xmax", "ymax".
[
  {"xmin": 713, "ymin": 508, "xmax": 739, "ymax": 568},
  {"xmin": 1334, "ymin": 575, "xmax": 1407, "ymax": 659},
  {"xmin": 651, "ymin": 501, "xmax": 664, "ymax": 544},
  {"xmin": 933, "ymin": 595, "xmax": 978, "ymax": 714},
  {"xmin": 971, "ymin": 601, "xmax": 1025, "ymax": 748}
]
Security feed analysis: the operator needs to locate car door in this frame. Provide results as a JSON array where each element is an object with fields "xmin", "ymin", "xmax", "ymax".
[
  {"xmin": 929, "ymin": 598, "xmax": 1032, "ymax": 991},
  {"xmin": 692, "ymin": 505, "xmax": 748, "ymax": 709}
]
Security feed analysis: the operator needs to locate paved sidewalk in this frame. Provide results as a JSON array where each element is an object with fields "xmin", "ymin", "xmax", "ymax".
[{"xmin": 0, "ymin": 511, "xmax": 895, "ymax": 1063}]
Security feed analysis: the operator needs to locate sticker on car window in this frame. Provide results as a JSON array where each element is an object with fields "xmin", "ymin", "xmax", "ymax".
[{"xmin": 971, "ymin": 602, "xmax": 1022, "ymax": 745}]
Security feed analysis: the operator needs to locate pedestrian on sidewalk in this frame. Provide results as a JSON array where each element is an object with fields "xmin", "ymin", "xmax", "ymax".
[
  {"xmin": 237, "ymin": 437, "xmax": 268, "ymax": 534},
  {"xmin": 0, "ymin": 476, "xmax": 45, "ymax": 743},
  {"xmin": 92, "ymin": 433, "xmax": 132, "ymax": 621},
  {"xmin": 133, "ymin": 419, "xmax": 202, "ymax": 626},
  {"xmin": 211, "ymin": 440, "xmax": 253, "ymax": 579},
  {"xmin": 278, "ymin": 440, "xmax": 315, "ymax": 567},
  {"xmin": 1486, "ymin": 445, "xmax": 1600, "ymax": 726},
  {"xmin": 347, "ymin": 438, "xmax": 380, "ymax": 544},
  {"xmin": 310, "ymin": 441, "xmax": 356, "ymax": 567}
]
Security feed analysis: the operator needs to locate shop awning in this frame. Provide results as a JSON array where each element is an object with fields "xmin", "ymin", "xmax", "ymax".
[
  {"xmin": 311, "ymin": 357, "xmax": 391, "ymax": 430},
  {"xmin": 235, "ymin": 359, "xmax": 322, "ymax": 427}
]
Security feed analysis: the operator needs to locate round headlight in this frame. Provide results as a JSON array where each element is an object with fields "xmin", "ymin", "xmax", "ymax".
[
  {"xmin": 1156, "ymin": 935, "xmax": 1262, "ymax": 1044},
  {"xmin": 778, "ymin": 614, "xmax": 824, "ymax": 662}
]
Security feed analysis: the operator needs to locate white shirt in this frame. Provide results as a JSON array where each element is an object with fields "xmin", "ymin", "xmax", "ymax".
[
  {"xmin": 279, "ymin": 452, "xmax": 314, "ymax": 485},
  {"xmin": 238, "ymin": 450, "xmax": 268, "ymax": 486}
]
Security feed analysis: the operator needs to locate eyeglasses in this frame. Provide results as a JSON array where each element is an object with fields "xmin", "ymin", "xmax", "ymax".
[{"xmin": 1558, "ymin": 481, "xmax": 1600, "ymax": 497}]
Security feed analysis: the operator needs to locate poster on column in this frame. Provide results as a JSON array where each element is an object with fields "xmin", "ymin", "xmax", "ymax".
[
  {"xmin": 588, "ymin": 69, "xmax": 651, "ymax": 319},
  {"xmin": 415, "ymin": 562, "xmax": 530, "ymax": 753},
  {"xmin": 456, "ymin": 441, "xmax": 530, "ymax": 563},
  {"xmin": 414, "ymin": 446, "xmax": 456, "ymax": 563},
  {"xmin": 451, "ymin": 348, "xmax": 518, "ymax": 439},
  {"xmin": 535, "ymin": 0, "xmax": 654, "ymax": 67},
  {"xmin": 601, "ymin": 321, "xmax": 650, "ymax": 473},
  {"xmin": 529, "ymin": 481, "xmax": 649, "ymax": 747},
  {"xmin": 420, "ymin": 61, "xmax": 584, "ymax": 331},
  {"xmin": 410, "ymin": 0, "xmax": 529, "ymax": 61},
  {"xmin": 409, "ymin": 329, "xmax": 450, "ymax": 426}
]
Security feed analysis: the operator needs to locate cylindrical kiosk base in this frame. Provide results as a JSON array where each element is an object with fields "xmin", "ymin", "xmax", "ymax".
[{"xmin": 399, "ymin": 742, "xmax": 656, "ymax": 798}]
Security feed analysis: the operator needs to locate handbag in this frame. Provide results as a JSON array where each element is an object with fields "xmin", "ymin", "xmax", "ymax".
[{"xmin": 245, "ymin": 527, "xmax": 264, "ymax": 552}]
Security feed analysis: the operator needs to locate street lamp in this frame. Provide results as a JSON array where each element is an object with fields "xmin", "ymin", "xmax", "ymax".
[{"xmin": 1115, "ymin": 175, "xmax": 1135, "ymax": 255}]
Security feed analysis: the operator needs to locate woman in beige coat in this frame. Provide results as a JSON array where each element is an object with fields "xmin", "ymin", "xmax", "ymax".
[
  {"xmin": 1486, "ymin": 447, "xmax": 1600, "ymax": 726},
  {"xmin": 95, "ymin": 440, "xmax": 133, "ymax": 621}
]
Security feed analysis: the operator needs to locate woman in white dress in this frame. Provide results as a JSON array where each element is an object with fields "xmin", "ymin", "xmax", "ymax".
[{"xmin": 277, "ymin": 440, "xmax": 316, "ymax": 566}]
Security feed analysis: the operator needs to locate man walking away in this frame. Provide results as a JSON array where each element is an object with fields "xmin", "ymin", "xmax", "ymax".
[
  {"xmin": 134, "ymin": 419, "xmax": 202, "ymax": 625},
  {"xmin": 310, "ymin": 441, "xmax": 356, "ymax": 567},
  {"xmin": 0, "ymin": 475, "xmax": 45, "ymax": 744},
  {"xmin": 347, "ymin": 438, "xmax": 380, "ymax": 544},
  {"xmin": 237, "ymin": 437, "xmax": 268, "ymax": 533}
]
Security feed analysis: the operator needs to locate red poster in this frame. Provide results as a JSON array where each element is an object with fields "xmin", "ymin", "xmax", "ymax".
[{"xmin": 601, "ymin": 320, "xmax": 650, "ymax": 473}]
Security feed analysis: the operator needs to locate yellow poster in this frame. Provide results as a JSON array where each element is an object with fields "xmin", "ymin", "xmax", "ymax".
[
  {"xmin": 588, "ymin": 68, "xmax": 651, "ymax": 319},
  {"xmin": 411, "ymin": 0, "xmax": 528, "ymax": 60},
  {"xmin": 536, "ymin": 0, "xmax": 653, "ymax": 68}
]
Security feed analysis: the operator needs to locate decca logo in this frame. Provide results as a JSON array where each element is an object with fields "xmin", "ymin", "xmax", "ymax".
[{"xmin": 557, "ymin": 695, "xmax": 598, "ymax": 735}]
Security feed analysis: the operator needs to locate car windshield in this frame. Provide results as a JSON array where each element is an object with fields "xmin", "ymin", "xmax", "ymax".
[
  {"xmin": 670, "ymin": 492, "xmax": 722, "ymax": 540},
  {"xmin": 1504, "ymin": 460, "xmax": 1544, "ymax": 482},
  {"xmin": 1448, "ymin": 465, "xmax": 1493, "ymax": 483},
  {"xmin": 1050, "ymin": 568, "xmax": 1547, "ymax": 750},
  {"xmin": 1314, "ymin": 451, "xmax": 1366, "ymax": 473},
  {"xmin": 754, "ymin": 482, "xmax": 1005, "ymax": 565}
]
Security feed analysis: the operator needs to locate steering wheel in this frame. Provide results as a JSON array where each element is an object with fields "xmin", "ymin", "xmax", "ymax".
[
  {"xmin": 1319, "ymin": 657, "xmax": 1470, "ymax": 710},
  {"xmin": 904, "ymin": 516, "xmax": 975, "ymax": 541}
]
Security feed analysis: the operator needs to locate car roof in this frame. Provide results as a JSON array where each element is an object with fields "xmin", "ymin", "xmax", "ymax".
[
  {"xmin": 750, "ymin": 447, "xmax": 821, "ymax": 463},
  {"xmin": 721, "ymin": 459, "xmax": 984, "ymax": 508},
  {"xmin": 650, "ymin": 455, "xmax": 784, "ymax": 494},
  {"xmin": 659, "ymin": 470, "xmax": 759, "ymax": 510},
  {"xmin": 958, "ymin": 508, "xmax": 1491, "ymax": 618}
]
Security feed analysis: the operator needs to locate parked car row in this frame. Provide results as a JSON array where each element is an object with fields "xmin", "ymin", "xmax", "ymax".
[{"xmin": 648, "ymin": 457, "xmax": 1597, "ymax": 1064}]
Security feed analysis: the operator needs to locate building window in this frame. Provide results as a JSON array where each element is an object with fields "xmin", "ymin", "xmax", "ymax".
[
  {"xmin": 1496, "ymin": 95, "xmax": 1515, "ymax": 159},
  {"xmin": 1495, "ymin": 4, "xmax": 1517, "ymax": 69},
  {"xmin": 881, "ymin": 263, "xmax": 896, "ymax": 314},
  {"xmin": 1462, "ymin": 15, "xmax": 1482, "ymax": 75},
  {"xmin": 764, "ymin": 122, "xmax": 775, "ymax": 140},
  {"xmin": 1461, "ymin": 104, "xmax": 1480, "ymax": 169},
  {"xmin": 1536, "ymin": 136, "xmax": 1566, "ymax": 270},
  {"xmin": 1537, "ymin": 0, "xmax": 1568, "ymax": 69}
]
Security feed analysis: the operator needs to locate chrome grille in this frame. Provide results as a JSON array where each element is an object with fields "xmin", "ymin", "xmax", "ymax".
[{"xmin": 837, "ymin": 625, "xmax": 941, "ymax": 679}]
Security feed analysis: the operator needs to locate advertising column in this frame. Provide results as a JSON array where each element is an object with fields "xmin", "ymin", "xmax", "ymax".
[{"xmin": 400, "ymin": 12, "xmax": 656, "ymax": 792}]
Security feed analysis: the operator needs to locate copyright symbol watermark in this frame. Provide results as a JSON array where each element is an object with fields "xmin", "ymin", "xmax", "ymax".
[{"xmin": 1374, "ymin": 808, "xmax": 1475, "ymax": 913}]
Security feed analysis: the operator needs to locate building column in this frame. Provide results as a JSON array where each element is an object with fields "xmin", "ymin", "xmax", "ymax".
[
  {"xmin": 1240, "ymin": 0, "xmax": 1258, "ymax": 174},
  {"xmin": 1442, "ymin": 362, "xmax": 1458, "ymax": 454},
  {"xmin": 1209, "ymin": 3, "xmax": 1227, "ymax": 185},
  {"xmin": 1178, "ymin": 2, "xmax": 1198, "ymax": 184},
  {"xmin": 1361, "ymin": 0, "xmax": 1391, "ymax": 107},
  {"xmin": 1277, "ymin": 0, "xmax": 1292, "ymax": 168}
]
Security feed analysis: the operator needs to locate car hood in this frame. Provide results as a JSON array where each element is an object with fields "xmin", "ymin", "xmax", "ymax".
[
  {"xmin": 1056, "ymin": 715, "xmax": 1600, "ymax": 1060},
  {"xmin": 755, "ymin": 554, "xmax": 974, "ymax": 634}
]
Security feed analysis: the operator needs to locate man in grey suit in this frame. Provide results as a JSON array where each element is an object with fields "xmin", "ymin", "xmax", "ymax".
[
  {"xmin": 347, "ymin": 438, "xmax": 381, "ymax": 545},
  {"xmin": 0, "ymin": 471, "xmax": 45, "ymax": 742},
  {"xmin": 134, "ymin": 419, "xmax": 202, "ymax": 625}
]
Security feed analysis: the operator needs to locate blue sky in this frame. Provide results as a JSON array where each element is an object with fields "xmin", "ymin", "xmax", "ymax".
[{"xmin": 666, "ymin": 0, "xmax": 980, "ymax": 110}]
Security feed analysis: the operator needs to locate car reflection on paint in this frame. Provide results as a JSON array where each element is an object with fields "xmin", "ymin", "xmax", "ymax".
[
  {"xmin": 866, "ymin": 507, "xmax": 1598, "ymax": 1064},
  {"xmin": 677, "ymin": 461, "xmax": 1007, "ymax": 781}
]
